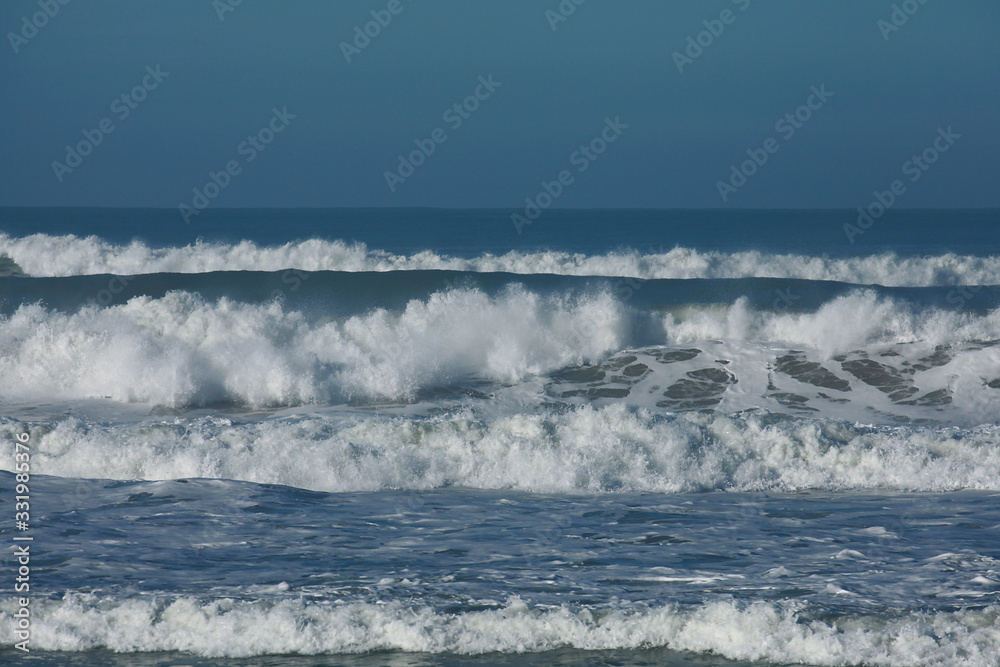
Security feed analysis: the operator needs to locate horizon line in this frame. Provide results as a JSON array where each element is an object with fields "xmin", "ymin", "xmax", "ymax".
[{"xmin": 1, "ymin": 206, "xmax": 997, "ymax": 212}]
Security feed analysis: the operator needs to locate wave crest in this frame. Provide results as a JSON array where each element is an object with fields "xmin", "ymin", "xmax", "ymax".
[
  {"xmin": 6, "ymin": 406, "xmax": 1000, "ymax": 492},
  {"xmin": 2, "ymin": 289, "xmax": 1000, "ymax": 411},
  {"xmin": 5, "ymin": 594, "xmax": 997, "ymax": 664},
  {"xmin": 3, "ymin": 233, "xmax": 1000, "ymax": 285},
  {"xmin": 0, "ymin": 287, "xmax": 636, "ymax": 406}
]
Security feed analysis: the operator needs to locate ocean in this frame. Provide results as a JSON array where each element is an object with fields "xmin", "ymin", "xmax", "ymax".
[{"xmin": 1, "ymin": 207, "xmax": 999, "ymax": 666}]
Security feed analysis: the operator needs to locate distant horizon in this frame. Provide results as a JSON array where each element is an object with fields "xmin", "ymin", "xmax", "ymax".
[{"xmin": 3, "ymin": 205, "xmax": 998, "ymax": 212}]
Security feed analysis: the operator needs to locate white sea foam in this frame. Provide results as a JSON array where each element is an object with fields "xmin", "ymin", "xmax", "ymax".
[
  {"xmin": 1, "ymin": 289, "xmax": 999, "ymax": 411},
  {"xmin": 4, "ymin": 594, "xmax": 997, "ymax": 664},
  {"xmin": 0, "ymin": 287, "xmax": 637, "ymax": 406},
  {"xmin": 5, "ymin": 406, "xmax": 1000, "ymax": 492},
  {"xmin": 2, "ymin": 233, "xmax": 1000, "ymax": 285},
  {"xmin": 664, "ymin": 290, "xmax": 1000, "ymax": 356}
]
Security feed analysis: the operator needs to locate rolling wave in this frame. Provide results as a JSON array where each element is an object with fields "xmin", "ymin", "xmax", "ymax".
[
  {"xmin": 6, "ymin": 406, "xmax": 1000, "ymax": 492},
  {"xmin": 4, "ymin": 594, "xmax": 997, "ymax": 664},
  {"xmin": 5, "ymin": 270, "xmax": 1000, "ymax": 318},
  {"xmin": 3, "ymin": 233, "xmax": 1000, "ymax": 285},
  {"xmin": 2, "ymin": 288, "xmax": 1000, "ymax": 417}
]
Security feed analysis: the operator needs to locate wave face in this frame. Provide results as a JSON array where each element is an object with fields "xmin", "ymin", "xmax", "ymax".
[
  {"xmin": 6, "ymin": 407, "xmax": 1000, "ymax": 493},
  {"xmin": 4, "ymin": 233, "xmax": 1000, "ymax": 285},
  {"xmin": 5, "ymin": 594, "xmax": 997, "ymax": 664}
]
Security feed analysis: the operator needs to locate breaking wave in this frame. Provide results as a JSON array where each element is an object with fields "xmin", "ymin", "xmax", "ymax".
[
  {"xmin": 3, "ymin": 233, "xmax": 1000, "ymax": 285},
  {"xmin": 4, "ymin": 594, "xmax": 997, "ymax": 665},
  {"xmin": 1, "ymin": 288, "xmax": 1000, "ymax": 410},
  {"xmin": 5, "ymin": 406, "xmax": 1000, "ymax": 492}
]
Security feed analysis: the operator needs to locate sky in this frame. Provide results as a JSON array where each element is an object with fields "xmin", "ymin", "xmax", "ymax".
[{"xmin": 1, "ymin": 0, "xmax": 997, "ymax": 209}]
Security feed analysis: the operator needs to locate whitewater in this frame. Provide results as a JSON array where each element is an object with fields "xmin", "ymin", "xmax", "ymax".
[
  {"xmin": 2, "ymin": 209, "xmax": 998, "ymax": 667},
  {"xmin": 4, "ymin": 232, "xmax": 1000, "ymax": 285}
]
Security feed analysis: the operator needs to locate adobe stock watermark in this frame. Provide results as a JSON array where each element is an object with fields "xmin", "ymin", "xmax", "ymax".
[
  {"xmin": 384, "ymin": 75, "xmax": 501, "ymax": 192},
  {"xmin": 716, "ymin": 84, "xmax": 833, "ymax": 202},
  {"xmin": 340, "ymin": 0, "xmax": 415, "ymax": 63},
  {"xmin": 214, "ymin": 0, "xmax": 244, "ymax": 22},
  {"xmin": 843, "ymin": 126, "xmax": 960, "ymax": 244},
  {"xmin": 270, "ymin": 269, "xmax": 310, "ymax": 302},
  {"xmin": 773, "ymin": 286, "xmax": 800, "ymax": 311},
  {"xmin": 51, "ymin": 65, "xmax": 170, "ymax": 183},
  {"xmin": 673, "ymin": 0, "xmax": 751, "ymax": 74},
  {"xmin": 178, "ymin": 107, "xmax": 296, "ymax": 224},
  {"xmin": 877, "ymin": 0, "xmax": 932, "ymax": 41},
  {"xmin": 7, "ymin": 0, "xmax": 70, "ymax": 54},
  {"xmin": 12, "ymin": 429, "xmax": 33, "ymax": 653},
  {"xmin": 511, "ymin": 116, "xmax": 628, "ymax": 234},
  {"xmin": 946, "ymin": 284, "xmax": 982, "ymax": 308},
  {"xmin": 83, "ymin": 274, "xmax": 135, "ymax": 309},
  {"xmin": 545, "ymin": 0, "xmax": 586, "ymax": 31}
]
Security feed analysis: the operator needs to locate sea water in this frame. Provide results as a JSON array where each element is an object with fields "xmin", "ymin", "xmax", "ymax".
[{"xmin": 1, "ymin": 208, "xmax": 998, "ymax": 666}]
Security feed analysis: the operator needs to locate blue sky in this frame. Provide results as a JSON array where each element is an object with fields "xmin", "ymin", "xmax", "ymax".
[{"xmin": 1, "ymin": 0, "xmax": 997, "ymax": 208}]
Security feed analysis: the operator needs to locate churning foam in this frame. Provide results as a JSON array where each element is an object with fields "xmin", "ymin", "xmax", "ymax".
[
  {"xmin": 3, "ymin": 594, "xmax": 997, "ymax": 664},
  {"xmin": 1, "ymin": 288, "xmax": 999, "ymax": 408},
  {"xmin": 664, "ymin": 290, "xmax": 1000, "ymax": 357},
  {"xmin": 0, "ymin": 287, "xmax": 638, "ymax": 406},
  {"xmin": 3, "ymin": 233, "xmax": 1000, "ymax": 285},
  {"xmin": 5, "ymin": 406, "xmax": 1000, "ymax": 492}
]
